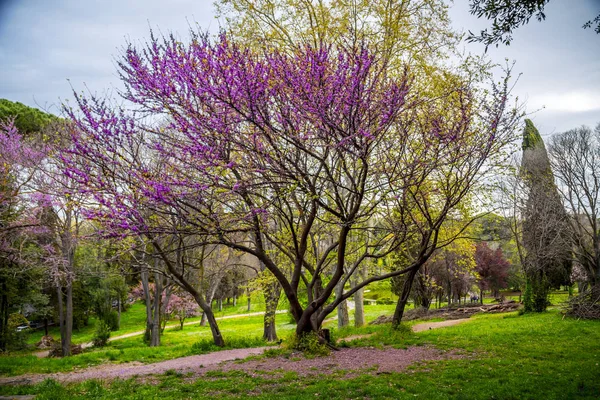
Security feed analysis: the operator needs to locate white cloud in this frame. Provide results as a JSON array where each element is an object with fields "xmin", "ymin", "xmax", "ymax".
[{"xmin": 529, "ymin": 92, "xmax": 600, "ymax": 113}]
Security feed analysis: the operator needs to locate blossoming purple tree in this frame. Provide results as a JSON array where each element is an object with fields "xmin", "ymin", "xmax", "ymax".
[{"xmin": 64, "ymin": 30, "xmax": 519, "ymax": 343}]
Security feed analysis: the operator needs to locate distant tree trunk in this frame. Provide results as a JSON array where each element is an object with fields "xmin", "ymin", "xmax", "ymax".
[
  {"xmin": 141, "ymin": 267, "xmax": 159, "ymax": 346},
  {"xmin": 335, "ymin": 280, "xmax": 349, "ymax": 328},
  {"xmin": 353, "ymin": 278, "xmax": 365, "ymax": 327},
  {"xmin": 247, "ymin": 288, "xmax": 251, "ymax": 311},
  {"xmin": 160, "ymin": 284, "xmax": 172, "ymax": 333},
  {"xmin": 64, "ymin": 283, "xmax": 73, "ymax": 356},
  {"xmin": 218, "ymin": 298, "xmax": 223, "ymax": 312},
  {"xmin": 117, "ymin": 297, "xmax": 121, "ymax": 328},
  {"xmin": 200, "ymin": 291, "xmax": 215, "ymax": 327},
  {"xmin": 480, "ymin": 289, "xmax": 484, "ymax": 304},
  {"xmin": 263, "ymin": 281, "xmax": 281, "ymax": 341},
  {"xmin": 0, "ymin": 279, "xmax": 8, "ymax": 352},
  {"xmin": 233, "ymin": 295, "xmax": 237, "ymax": 306},
  {"xmin": 55, "ymin": 281, "xmax": 73, "ymax": 357},
  {"xmin": 44, "ymin": 318, "xmax": 49, "ymax": 336},
  {"xmin": 392, "ymin": 268, "xmax": 418, "ymax": 328},
  {"xmin": 57, "ymin": 284, "xmax": 64, "ymax": 346},
  {"xmin": 150, "ymin": 272, "xmax": 161, "ymax": 347}
]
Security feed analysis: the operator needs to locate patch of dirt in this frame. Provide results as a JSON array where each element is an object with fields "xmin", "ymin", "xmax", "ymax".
[
  {"xmin": 412, "ymin": 319, "xmax": 470, "ymax": 332},
  {"xmin": 0, "ymin": 348, "xmax": 268, "ymax": 386},
  {"xmin": 192, "ymin": 346, "xmax": 463, "ymax": 379},
  {"xmin": 370, "ymin": 301, "xmax": 521, "ymax": 325}
]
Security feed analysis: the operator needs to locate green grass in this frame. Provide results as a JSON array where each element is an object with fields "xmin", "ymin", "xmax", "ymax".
[
  {"xmin": 2, "ymin": 309, "xmax": 599, "ymax": 399},
  {"xmin": 24, "ymin": 294, "xmax": 276, "ymax": 348},
  {"xmin": 0, "ymin": 312, "xmax": 295, "ymax": 376},
  {"xmin": 2, "ymin": 290, "xmax": 598, "ymax": 399}
]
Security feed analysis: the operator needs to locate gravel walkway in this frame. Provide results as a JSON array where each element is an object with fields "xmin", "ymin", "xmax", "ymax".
[
  {"xmin": 412, "ymin": 318, "xmax": 470, "ymax": 332},
  {"xmin": 2, "ymin": 315, "xmax": 471, "ymax": 387},
  {"xmin": 1, "ymin": 345, "xmax": 462, "ymax": 386},
  {"xmin": 1, "ymin": 347, "xmax": 269, "ymax": 386}
]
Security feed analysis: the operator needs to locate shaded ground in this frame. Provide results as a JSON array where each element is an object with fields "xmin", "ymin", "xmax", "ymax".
[{"xmin": 198, "ymin": 346, "xmax": 463, "ymax": 379}]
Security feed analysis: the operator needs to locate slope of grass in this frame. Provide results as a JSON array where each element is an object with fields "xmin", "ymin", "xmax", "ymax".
[
  {"xmin": 0, "ymin": 311, "xmax": 295, "ymax": 376},
  {"xmin": 2, "ymin": 309, "xmax": 598, "ymax": 399}
]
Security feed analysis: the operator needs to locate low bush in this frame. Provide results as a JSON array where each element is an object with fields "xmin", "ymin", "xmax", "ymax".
[
  {"xmin": 92, "ymin": 321, "xmax": 111, "ymax": 347},
  {"xmin": 103, "ymin": 311, "xmax": 119, "ymax": 331},
  {"xmin": 284, "ymin": 331, "xmax": 330, "ymax": 357}
]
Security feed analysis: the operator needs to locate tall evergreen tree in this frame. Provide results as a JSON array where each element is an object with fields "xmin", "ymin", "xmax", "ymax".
[{"xmin": 520, "ymin": 119, "xmax": 572, "ymax": 312}]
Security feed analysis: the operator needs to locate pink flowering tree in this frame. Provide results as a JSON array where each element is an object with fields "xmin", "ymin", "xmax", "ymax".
[
  {"xmin": 64, "ymin": 30, "xmax": 520, "ymax": 340},
  {"xmin": 165, "ymin": 291, "xmax": 200, "ymax": 330}
]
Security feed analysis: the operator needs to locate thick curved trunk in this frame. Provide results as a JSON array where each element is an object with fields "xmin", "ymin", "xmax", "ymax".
[
  {"xmin": 392, "ymin": 267, "xmax": 419, "ymax": 328},
  {"xmin": 198, "ymin": 300, "xmax": 225, "ymax": 346}
]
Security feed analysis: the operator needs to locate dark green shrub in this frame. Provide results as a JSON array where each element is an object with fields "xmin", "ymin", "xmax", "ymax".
[
  {"xmin": 103, "ymin": 310, "xmax": 119, "ymax": 331},
  {"xmin": 6, "ymin": 313, "xmax": 29, "ymax": 350},
  {"xmin": 524, "ymin": 277, "xmax": 550, "ymax": 312},
  {"xmin": 92, "ymin": 321, "xmax": 111, "ymax": 347}
]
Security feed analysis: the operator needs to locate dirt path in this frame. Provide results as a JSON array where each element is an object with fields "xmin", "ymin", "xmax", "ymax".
[
  {"xmin": 412, "ymin": 318, "xmax": 470, "ymax": 332},
  {"xmin": 2, "ymin": 347, "xmax": 269, "ymax": 386},
  {"xmin": 4, "ymin": 317, "xmax": 476, "ymax": 386},
  {"xmin": 34, "ymin": 310, "xmax": 288, "ymax": 358},
  {"xmin": 2, "ymin": 345, "xmax": 465, "ymax": 386}
]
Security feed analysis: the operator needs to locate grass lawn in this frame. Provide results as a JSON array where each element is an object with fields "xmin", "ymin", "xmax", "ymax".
[
  {"xmin": 0, "ymin": 306, "xmax": 598, "ymax": 399},
  {"xmin": 23, "ymin": 293, "xmax": 278, "ymax": 349}
]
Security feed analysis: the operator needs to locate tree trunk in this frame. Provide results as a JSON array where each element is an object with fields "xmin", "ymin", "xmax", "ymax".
[
  {"xmin": 392, "ymin": 268, "xmax": 419, "ymax": 328},
  {"xmin": 263, "ymin": 281, "xmax": 281, "ymax": 342},
  {"xmin": 218, "ymin": 298, "xmax": 223, "ymax": 312},
  {"xmin": 0, "ymin": 279, "xmax": 8, "ymax": 352},
  {"xmin": 194, "ymin": 295, "xmax": 225, "ymax": 346},
  {"xmin": 353, "ymin": 280, "xmax": 365, "ymax": 327},
  {"xmin": 117, "ymin": 297, "xmax": 121, "ymax": 329},
  {"xmin": 335, "ymin": 281, "xmax": 349, "ymax": 329},
  {"xmin": 141, "ymin": 268, "xmax": 153, "ymax": 343},
  {"xmin": 56, "ymin": 285, "xmax": 67, "ymax": 356},
  {"xmin": 233, "ymin": 295, "xmax": 237, "ymax": 307},
  {"xmin": 63, "ymin": 283, "xmax": 73, "ymax": 356},
  {"xmin": 205, "ymin": 309, "xmax": 225, "ymax": 346},
  {"xmin": 247, "ymin": 288, "xmax": 251, "ymax": 311},
  {"xmin": 150, "ymin": 272, "xmax": 161, "ymax": 346},
  {"xmin": 160, "ymin": 285, "xmax": 172, "ymax": 333}
]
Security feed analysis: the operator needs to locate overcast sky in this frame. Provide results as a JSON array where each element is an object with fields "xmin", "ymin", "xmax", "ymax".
[{"xmin": 0, "ymin": 0, "xmax": 598, "ymax": 136}]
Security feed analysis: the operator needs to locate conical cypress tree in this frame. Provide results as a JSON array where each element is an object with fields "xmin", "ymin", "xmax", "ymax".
[{"xmin": 520, "ymin": 119, "xmax": 572, "ymax": 312}]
